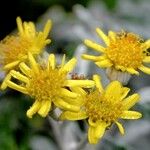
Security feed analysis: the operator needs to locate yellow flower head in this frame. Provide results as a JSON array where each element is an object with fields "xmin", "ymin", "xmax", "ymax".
[
  {"xmin": 1, "ymin": 53, "xmax": 94, "ymax": 118},
  {"xmin": 82, "ymin": 28, "xmax": 150, "ymax": 75},
  {"xmin": 0, "ymin": 17, "xmax": 52, "ymax": 71},
  {"xmin": 60, "ymin": 75, "xmax": 142, "ymax": 144}
]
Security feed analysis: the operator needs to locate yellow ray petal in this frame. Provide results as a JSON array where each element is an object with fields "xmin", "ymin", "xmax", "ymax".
[
  {"xmin": 28, "ymin": 22, "xmax": 36, "ymax": 37},
  {"xmin": 95, "ymin": 59, "xmax": 112, "ymax": 68},
  {"xmin": 61, "ymin": 58, "xmax": 76, "ymax": 72},
  {"xmin": 108, "ymin": 31, "xmax": 116, "ymax": 41},
  {"xmin": 1, "ymin": 73, "xmax": 12, "ymax": 90},
  {"xmin": 115, "ymin": 65, "xmax": 126, "ymax": 72},
  {"xmin": 48, "ymin": 54, "xmax": 55, "ymax": 70},
  {"xmin": 43, "ymin": 20, "xmax": 52, "ymax": 39},
  {"xmin": 115, "ymin": 121, "xmax": 125, "ymax": 135},
  {"xmin": 115, "ymin": 121, "xmax": 124, "ymax": 135},
  {"xmin": 84, "ymin": 39, "xmax": 105, "ymax": 52},
  {"xmin": 143, "ymin": 56, "xmax": 150, "ymax": 63},
  {"xmin": 126, "ymin": 68, "xmax": 139, "ymax": 75},
  {"xmin": 3, "ymin": 60, "xmax": 20, "ymax": 70},
  {"xmin": 139, "ymin": 65, "xmax": 150, "ymax": 74},
  {"xmin": 19, "ymin": 62, "xmax": 31, "ymax": 77},
  {"xmin": 105, "ymin": 81, "xmax": 122, "ymax": 99},
  {"xmin": 10, "ymin": 70, "xmax": 29, "ymax": 83},
  {"xmin": 53, "ymin": 98, "xmax": 80, "ymax": 112},
  {"xmin": 120, "ymin": 111, "xmax": 142, "ymax": 119},
  {"xmin": 60, "ymin": 111, "xmax": 87, "ymax": 120},
  {"xmin": 6, "ymin": 80, "xmax": 28, "ymax": 94},
  {"xmin": 27, "ymin": 101, "xmax": 41, "ymax": 118},
  {"xmin": 38, "ymin": 100, "xmax": 51, "ymax": 117},
  {"xmin": 28, "ymin": 52, "xmax": 39, "ymax": 73},
  {"xmin": 65, "ymin": 80, "xmax": 95, "ymax": 88},
  {"xmin": 93, "ymin": 74, "xmax": 104, "ymax": 92},
  {"xmin": 95, "ymin": 122, "xmax": 107, "ymax": 139},
  {"xmin": 122, "ymin": 94, "xmax": 140, "ymax": 110},
  {"xmin": 82, "ymin": 54, "xmax": 105, "ymax": 61},
  {"xmin": 88, "ymin": 126, "xmax": 98, "ymax": 144},
  {"xmin": 16, "ymin": 17, "xmax": 24, "ymax": 36},
  {"xmin": 96, "ymin": 28, "xmax": 109, "ymax": 46},
  {"xmin": 70, "ymin": 86, "xmax": 86, "ymax": 96},
  {"xmin": 120, "ymin": 87, "xmax": 130, "ymax": 100},
  {"xmin": 63, "ymin": 96, "xmax": 84, "ymax": 106},
  {"xmin": 24, "ymin": 22, "xmax": 31, "ymax": 37},
  {"xmin": 59, "ymin": 88, "xmax": 78, "ymax": 98}
]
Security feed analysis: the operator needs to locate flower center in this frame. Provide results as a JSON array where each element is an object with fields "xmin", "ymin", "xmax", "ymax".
[
  {"xmin": 85, "ymin": 89, "xmax": 123, "ymax": 123},
  {"xmin": 106, "ymin": 32, "xmax": 144, "ymax": 69},
  {"xmin": 27, "ymin": 67, "xmax": 67, "ymax": 101},
  {"xmin": 0, "ymin": 36, "xmax": 32, "ymax": 66}
]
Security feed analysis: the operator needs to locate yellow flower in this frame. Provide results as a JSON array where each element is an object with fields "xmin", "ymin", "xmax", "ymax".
[
  {"xmin": 0, "ymin": 17, "xmax": 51, "ymax": 71},
  {"xmin": 1, "ymin": 53, "xmax": 94, "ymax": 118},
  {"xmin": 82, "ymin": 28, "xmax": 150, "ymax": 75},
  {"xmin": 60, "ymin": 75, "xmax": 142, "ymax": 144}
]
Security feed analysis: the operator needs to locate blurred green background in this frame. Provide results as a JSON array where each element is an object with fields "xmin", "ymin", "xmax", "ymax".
[{"xmin": 0, "ymin": 0, "xmax": 117, "ymax": 39}]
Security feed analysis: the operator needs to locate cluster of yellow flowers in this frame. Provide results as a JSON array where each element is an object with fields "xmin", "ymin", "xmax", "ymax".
[{"xmin": 1, "ymin": 17, "xmax": 149, "ymax": 144}]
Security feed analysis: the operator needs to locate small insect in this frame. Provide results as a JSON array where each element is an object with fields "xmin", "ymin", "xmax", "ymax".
[{"xmin": 71, "ymin": 73, "xmax": 85, "ymax": 80}]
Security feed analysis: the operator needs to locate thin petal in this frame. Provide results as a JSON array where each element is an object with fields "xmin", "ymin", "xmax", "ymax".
[
  {"xmin": 16, "ymin": 17, "xmax": 24, "ymax": 36},
  {"xmin": 82, "ymin": 54, "xmax": 104, "ymax": 61},
  {"xmin": 123, "ymin": 94, "xmax": 140, "ymax": 110},
  {"xmin": 95, "ymin": 122, "xmax": 107, "ymax": 139},
  {"xmin": 115, "ymin": 121, "xmax": 125, "ymax": 135},
  {"xmin": 3, "ymin": 61, "xmax": 20, "ymax": 70},
  {"xmin": 105, "ymin": 81, "xmax": 122, "ymax": 99},
  {"xmin": 59, "ymin": 88, "xmax": 78, "ymax": 98},
  {"xmin": 1, "ymin": 73, "xmax": 12, "ymax": 90},
  {"xmin": 27, "ymin": 101, "xmax": 41, "ymax": 118},
  {"xmin": 23, "ymin": 22, "xmax": 30, "ymax": 37},
  {"xmin": 139, "ymin": 65, "xmax": 150, "ymax": 74},
  {"xmin": 61, "ymin": 58, "xmax": 76, "ymax": 72},
  {"xmin": 84, "ymin": 39, "xmax": 105, "ymax": 52},
  {"xmin": 108, "ymin": 31, "xmax": 116, "ymax": 41},
  {"xmin": 96, "ymin": 28, "xmax": 109, "ymax": 46},
  {"xmin": 6, "ymin": 80, "xmax": 28, "ymax": 94},
  {"xmin": 65, "ymin": 80, "xmax": 95, "ymax": 88},
  {"xmin": 120, "ymin": 111, "xmax": 142, "ymax": 119},
  {"xmin": 115, "ymin": 65, "xmax": 126, "ymax": 72},
  {"xmin": 10, "ymin": 70, "xmax": 29, "ymax": 83},
  {"xmin": 120, "ymin": 87, "xmax": 130, "ymax": 100},
  {"xmin": 93, "ymin": 74, "xmax": 104, "ymax": 92},
  {"xmin": 53, "ymin": 98, "xmax": 80, "ymax": 112},
  {"xmin": 28, "ymin": 52, "xmax": 39, "ymax": 73},
  {"xmin": 70, "ymin": 87, "xmax": 86, "ymax": 96},
  {"xmin": 43, "ymin": 20, "xmax": 52, "ymax": 39},
  {"xmin": 63, "ymin": 96, "xmax": 84, "ymax": 106},
  {"xmin": 38, "ymin": 100, "xmax": 51, "ymax": 117},
  {"xmin": 126, "ymin": 68, "xmax": 139, "ymax": 75},
  {"xmin": 95, "ymin": 59, "xmax": 112, "ymax": 68},
  {"xmin": 19, "ymin": 62, "xmax": 31, "ymax": 77},
  {"xmin": 28, "ymin": 22, "xmax": 36, "ymax": 37},
  {"xmin": 88, "ymin": 126, "xmax": 98, "ymax": 144},
  {"xmin": 60, "ymin": 111, "xmax": 87, "ymax": 120},
  {"xmin": 48, "ymin": 54, "xmax": 55, "ymax": 70},
  {"xmin": 88, "ymin": 122, "xmax": 107, "ymax": 144}
]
